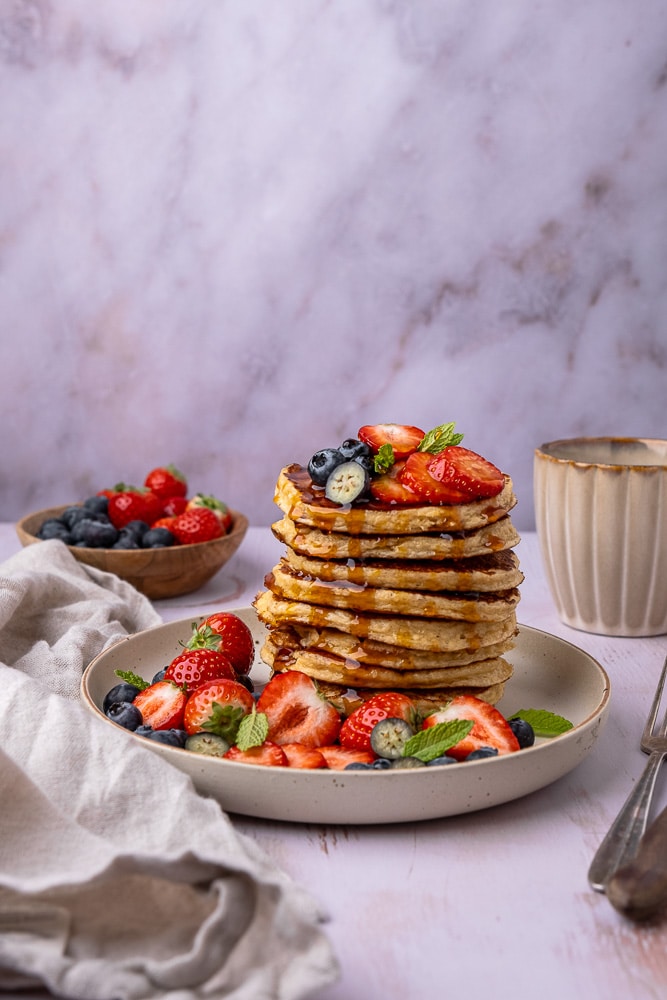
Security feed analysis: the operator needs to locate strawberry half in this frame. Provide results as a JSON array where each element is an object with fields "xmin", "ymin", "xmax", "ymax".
[
  {"xmin": 171, "ymin": 507, "xmax": 223, "ymax": 545},
  {"xmin": 339, "ymin": 692, "xmax": 418, "ymax": 753},
  {"xmin": 423, "ymin": 695, "xmax": 520, "ymax": 760},
  {"xmin": 183, "ymin": 678, "xmax": 255, "ymax": 739},
  {"xmin": 426, "ymin": 446, "xmax": 505, "ymax": 500},
  {"xmin": 358, "ymin": 423, "xmax": 425, "ymax": 458},
  {"xmin": 400, "ymin": 451, "xmax": 472, "ymax": 504},
  {"xmin": 144, "ymin": 464, "xmax": 188, "ymax": 501},
  {"xmin": 281, "ymin": 742, "xmax": 327, "ymax": 769},
  {"xmin": 164, "ymin": 648, "xmax": 236, "ymax": 695},
  {"xmin": 189, "ymin": 612, "xmax": 255, "ymax": 677},
  {"xmin": 224, "ymin": 742, "xmax": 288, "ymax": 767},
  {"xmin": 317, "ymin": 745, "xmax": 377, "ymax": 770},
  {"xmin": 256, "ymin": 670, "xmax": 342, "ymax": 748},
  {"xmin": 133, "ymin": 680, "xmax": 187, "ymax": 731},
  {"xmin": 369, "ymin": 460, "xmax": 421, "ymax": 506}
]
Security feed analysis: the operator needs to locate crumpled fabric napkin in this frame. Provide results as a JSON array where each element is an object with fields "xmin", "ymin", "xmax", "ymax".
[{"xmin": 0, "ymin": 540, "xmax": 339, "ymax": 1000}]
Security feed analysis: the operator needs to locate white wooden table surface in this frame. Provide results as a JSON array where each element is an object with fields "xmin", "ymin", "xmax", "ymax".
[{"xmin": 3, "ymin": 524, "xmax": 667, "ymax": 1000}]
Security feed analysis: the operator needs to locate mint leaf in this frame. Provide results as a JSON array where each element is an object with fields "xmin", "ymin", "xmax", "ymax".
[
  {"xmin": 235, "ymin": 710, "xmax": 269, "ymax": 751},
  {"xmin": 114, "ymin": 669, "xmax": 150, "ymax": 690},
  {"xmin": 373, "ymin": 444, "xmax": 395, "ymax": 474},
  {"xmin": 509, "ymin": 709, "xmax": 573, "ymax": 738},
  {"xmin": 403, "ymin": 719, "xmax": 473, "ymax": 762},
  {"xmin": 417, "ymin": 422, "xmax": 464, "ymax": 454}
]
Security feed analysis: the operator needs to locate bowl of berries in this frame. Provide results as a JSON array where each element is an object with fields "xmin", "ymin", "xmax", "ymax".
[{"xmin": 16, "ymin": 464, "xmax": 248, "ymax": 600}]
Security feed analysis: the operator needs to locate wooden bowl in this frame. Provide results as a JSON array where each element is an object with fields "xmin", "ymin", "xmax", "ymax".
[{"xmin": 16, "ymin": 505, "xmax": 249, "ymax": 600}]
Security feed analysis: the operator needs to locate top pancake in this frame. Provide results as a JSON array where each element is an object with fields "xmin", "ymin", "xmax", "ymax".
[{"xmin": 275, "ymin": 464, "xmax": 517, "ymax": 535}]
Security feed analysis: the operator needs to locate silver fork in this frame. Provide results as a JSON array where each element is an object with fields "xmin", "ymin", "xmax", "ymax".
[{"xmin": 588, "ymin": 653, "xmax": 667, "ymax": 893}]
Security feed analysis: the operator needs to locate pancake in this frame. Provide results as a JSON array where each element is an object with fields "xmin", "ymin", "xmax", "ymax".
[
  {"xmin": 266, "ymin": 560, "xmax": 521, "ymax": 621},
  {"xmin": 272, "ymin": 514, "xmax": 521, "ymax": 561},
  {"xmin": 267, "ymin": 623, "xmax": 517, "ymax": 669},
  {"xmin": 282, "ymin": 546, "xmax": 524, "ymax": 593},
  {"xmin": 261, "ymin": 634, "xmax": 514, "ymax": 689},
  {"xmin": 314, "ymin": 680, "xmax": 508, "ymax": 715},
  {"xmin": 253, "ymin": 589, "xmax": 518, "ymax": 651},
  {"xmin": 275, "ymin": 464, "xmax": 517, "ymax": 535}
]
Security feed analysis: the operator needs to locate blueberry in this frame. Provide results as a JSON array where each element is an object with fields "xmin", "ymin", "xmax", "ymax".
[
  {"xmin": 344, "ymin": 762, "xmax": 375, "ymax": 770},
  {"xmin": 113, "ymin": 532, "xmax": 140, "ymax": 550},
  {"xmin": 37, "ymin": 519, "xmax": 72, "ymax": 542},
  {"xmin": 151, "ymin": 667, "xmax": 168, "ymax": 683},
  {"xmin": 370, "ymin": 717, "xmax": 415, "ymax": 759},
  {"xmin": 123, "ymin": 520, "xmax": 150, "ymax": 540},
  {"xmin": 105, "ymin": 701, "xmax": 142, "ymax": 731},
  {"xmin": 426, "ymin": 755, "xmax": 458, "ymax": 766},
  {"xmin": 390, "ymin": 756, "xmax": 426, "ymax": 769},
  {"xmin": 70, "ymin": 518, "xmax": 119, "ymax": 548},
  {"xmin": 83, "ymin": 495, "xmax": 109, "ymax": 515},
  {"xmin": 144, "ymin": 728, "xmax": 187, "ymax": 747},
  {"xmin": 135, "ymin": 725, "xmax": 154, "ymax": 738},
  {"xmin": 103, "ymin": 681, "xmax": 141, "ymax": 713},
  {"xmin": 339, "ymin": 438, "xmax": 374, "ymax": 475},
  {"xmin": 236, "ymin": 673, "xmax": 255, "ymax": 694},
  {"xmin": 142, "ymin": 527, "xmax": 175, "ymax": 548},
  {"xmin": 307, "ymin": 448, "xmax": 343, "ymax": 486},
  {"xmin": 372, "ymin": 758, "xmax": 392, "ymax": 769},
  {"xmin": 465, "ymin": 747, "xmax": 499, "ymax": 761},
  {"xmin": 60, "ymin": 506, "xmax": 89, "ymax": 529},
  {"xmin": 509, "ymin": 717, "xmax": 536, "ymax": 748}
]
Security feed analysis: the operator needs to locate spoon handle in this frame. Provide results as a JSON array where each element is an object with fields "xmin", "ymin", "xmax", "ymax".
[{"xmin": 606, "ymin": 804, "xmax": 667, "ymax": 920}]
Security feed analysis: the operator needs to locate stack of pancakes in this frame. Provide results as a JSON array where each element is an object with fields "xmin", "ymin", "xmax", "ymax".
[{"xmin": 253, "ymin": 464, "xmax": 522, "ymax": 714}]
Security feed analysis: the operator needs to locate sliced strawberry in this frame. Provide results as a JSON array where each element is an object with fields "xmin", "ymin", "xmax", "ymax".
[
  {"xmin": 183, "ymin": 678, "xmax": 254, "ymax": 739},
  {"xmin": 317, "ymin": 745, "xmax": 377, "ymax": 770},
  {"xmin": 339, "ymin": 692, "xmax": 418, "ymax": 753},
  {"xmin": 165, "ymin": 648, "xmax": 236, "ymax": 695},
  {"xmin": 133, "ymin": 680, "xmax": 187, "ymax": 731},
  {"xmin": 357, "ymin": 423, "xmax": 425, "ymax": 458},
  {"xmin": 281, "ymin": 742, "xmax": 327, "ymax": 769},
  {"xmin": 144, "ymin": 464, "xmax": 188, "ymax": 500},
  {"xmin": 369, "ymin": 460, "xmax": 422, "ymax": 505},
  {"xmin": 186, "ymin": 493, "xmax": 232, "ymax": 533},
  {"xmin": 224, "ymin": 742, "xmax": 288, "ymax": 767},
  {"xmin": 171, "ymin": 507, "xmax": 224, "ymax": 545},
  {"xmin": 427, "ymin": 447, "xmax": 504, "ymax": 500},
  {"xmin": 189, "ymin": 613, "xmax": 255, "ymax": 677},
  {"xmin": 256, "ymin": 670, "xmax": 342, "ymax": 748},
  {"xmin": 151, "ymin": 515, "xmax": 179, "ymax": 533},
  {"xmin": 423, "ymin": 695, "xmax": 520, "ymax": 760},
  {"xmin": 400, "ymin": 451, "xmax": 472, "ymax": 504}
]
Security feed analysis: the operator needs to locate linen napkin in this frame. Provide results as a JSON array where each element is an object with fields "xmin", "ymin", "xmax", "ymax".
[{"xmin": 0, "ymin": 540, "xmax": 339, "ymax": 1000}]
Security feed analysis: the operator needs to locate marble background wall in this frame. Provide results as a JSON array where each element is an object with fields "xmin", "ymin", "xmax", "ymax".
[{"xmin": 1, "ymin": 0, "xmax": 665, "ymax": 531}]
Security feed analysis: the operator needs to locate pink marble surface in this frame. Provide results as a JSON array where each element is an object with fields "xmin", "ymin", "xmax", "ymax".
[{"xmin": 1, "ymin": 2, "xmax": 666, "ymax": 535}]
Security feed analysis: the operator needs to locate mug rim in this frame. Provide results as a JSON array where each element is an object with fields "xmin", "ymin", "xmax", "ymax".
[{"xmin": 535, "ymin": 436, "xmax": 667, "ymax": 470}]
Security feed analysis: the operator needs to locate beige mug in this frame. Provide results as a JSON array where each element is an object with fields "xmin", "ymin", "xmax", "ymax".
[{"xmin": 534, "ymin": 437, "xmax": 667, "ymax": 637}]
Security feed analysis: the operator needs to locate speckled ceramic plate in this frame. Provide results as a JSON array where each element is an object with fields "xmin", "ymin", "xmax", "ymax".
[{"xmin": 81, "ymin": 609, "xmax": 611, "ymax": 825}]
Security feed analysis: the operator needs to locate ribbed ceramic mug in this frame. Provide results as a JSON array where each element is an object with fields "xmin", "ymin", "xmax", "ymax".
[{"xmin": 534, "ymin": 437, "xmax": 667, "ymax": 636}]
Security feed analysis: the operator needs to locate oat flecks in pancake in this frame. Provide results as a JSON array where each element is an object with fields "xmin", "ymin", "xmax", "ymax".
[
  {"xmin": 266, "ymin": 560, "xmax": 521, "ymax": 621},
  {"xmin": 282, "ymin": 546, "xmax": 524, "ymax": 593},
  {"xmin": 268, "ymin": 623, "xmax": 516, "ymax": 669},
  {"xmin": 272, "ymin": 515, "xmax": 521, "ymax": 561},
  {"xmin": 253, "ymin": 590, "xmax": 518, "ymax": 651},
  {"xmin": 261, "ymin": 635, "xmax": 514, "ymax": 689}
]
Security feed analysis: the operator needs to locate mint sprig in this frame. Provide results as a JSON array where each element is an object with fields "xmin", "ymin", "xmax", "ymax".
[
  {"xmin": 510, "ymin": 709, "xmax": 573, "ymax": 738},
  {"xmin": 373, "ymin": 443, "xmax": 395, "ymax": 474},
  {"xmin": 114, "ymin": 669, "xmax": 150, "ymax": 691},
  {"xmin": 403, "ymin": 719, "xmax": 473, "ymax": 762},
  {"xmin": 235, "ymin": 709, "xmax": 269, "ymax": 751},
  {"xmin": 417, "ymin": 422, "xmax": 464, "ymax": 455}
]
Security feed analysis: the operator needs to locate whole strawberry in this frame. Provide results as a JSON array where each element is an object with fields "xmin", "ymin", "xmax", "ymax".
[
  {"xmin": 188, "ymin": 612, "xmax": 255, "ymax": 677},
  {"xmin": 171, "ymin": 507, "xmax": 223, "ymax": 545},
  {"xmin": 144, "ymin": 464, "xmax": 188, "ymax": 501},
  {"xmin": 108, "ymin": 489, "xmax": 163, "ymax": 530},
  {"xmin": 186, "ymin": 493, "xmax": 232, "ymax": 533},
  {"xmin": 164, "ymin": 648, "xmax": 236, "ymax": 695}
]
